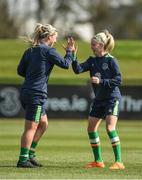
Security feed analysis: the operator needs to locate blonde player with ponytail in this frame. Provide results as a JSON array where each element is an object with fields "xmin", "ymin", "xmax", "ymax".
[
  {"xmin": 72, "ymin": 30, "xmax": 125, "ymax": 170},
  {"xmin": 17, "ymin": 23, "xmax": 74, "ymax": 168}
]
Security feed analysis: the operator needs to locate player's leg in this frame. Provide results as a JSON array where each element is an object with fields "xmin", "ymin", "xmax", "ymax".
[
  {"xmin": 17, "ymin": 104, "xmax": 42, "ymax": 168},
  {"xmin": 105, "ymin": 99, "xmax": 125, "ymax": 169},
  {"xmin": 17, "ymin": 120, "xmax": 39, "ymax": 168},
  {"xmin": 86, "ymin": 116, "xmax": 105, "ymax": 168},
  {"xmin": 32, "ymin": 115, "xmax": 48, "ymax": 143},
  {"xmin": 29, "ymin": 114, "xmax": 48, "ymax": 166},
  {"xmin": 86, "ymin": 101, "xmax": 105, "ymax": 168}
]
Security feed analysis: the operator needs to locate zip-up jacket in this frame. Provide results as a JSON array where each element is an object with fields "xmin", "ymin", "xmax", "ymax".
[
  {"xmin": 72, "ymin": 54, "xmax": 122, "ymax": 100},
  {"xmin": 17, "ymin": 44, "xmax": 72, "ymax": 96}
]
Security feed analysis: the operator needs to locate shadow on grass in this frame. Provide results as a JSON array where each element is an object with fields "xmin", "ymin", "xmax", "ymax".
[
  {"xmin": 0, "ymin": 165, "xmax": 16, "ymax": 168},
  {"xmin": 0, "ymin": 162, "xmax": 82, "ymax": 169}
]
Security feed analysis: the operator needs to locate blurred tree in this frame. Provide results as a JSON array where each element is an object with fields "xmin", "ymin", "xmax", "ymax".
[
  {"xmin": 36, "ymin": 0, "xmax": 76, "ymax": 38},
  {"xmin": 36, "ymin": 0, "xmax": 45, "ymax": 21},
  {"xmin": 35, "ymin": 0, "xmax": 116, "ymax": 37},
  {"xmin": 0, "ymin": 0, "xmax": 19, "ymax": 38},
  {"xmin": 36, "ymin": 0, "xmax": 58, "ymax": 24},
  {"xmin": 70, "ymin": 0, "xmax": 142, "ymax": 39},
  {"xmin": 113, "ymin": 6, "xmax": 142, "ymax": 39},
  {"xmin": 2, "ymin": 0, "xmax": 142, "ymax": 39},
  {"xmin": 74, "ymin": 0, "xmax": 112, "ymax": 33}
]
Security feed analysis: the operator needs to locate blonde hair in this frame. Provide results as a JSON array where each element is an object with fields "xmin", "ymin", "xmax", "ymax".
[
  {"xmin": 92, "ymin": 30, "xmax": 115, "ymax": 53},
  {"xmin": 23, "ymin": 23, "xmax": 57, "ymax": 46}
]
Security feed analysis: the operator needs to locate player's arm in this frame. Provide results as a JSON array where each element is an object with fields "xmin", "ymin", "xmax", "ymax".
[
  {"xmin": 48, "ymin": 48, "xmax": 72, "ymax": 69},
  {"xmin": 47, "ymin": 37, "xmax": 75, "ymax": 69},
  {"xmin": 72, "ymin": 57, "xmax": 91, "ymax": 74}
]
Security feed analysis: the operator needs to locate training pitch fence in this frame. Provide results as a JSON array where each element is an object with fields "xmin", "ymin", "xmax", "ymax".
[{"xmin": 0, "ymin": 84, "xmax": 142, "ymax": 119}]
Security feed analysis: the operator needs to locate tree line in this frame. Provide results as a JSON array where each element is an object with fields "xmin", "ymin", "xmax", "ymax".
[{"xmin": 0, "ymin": 0, "xmax": 142, "ymax": 39}]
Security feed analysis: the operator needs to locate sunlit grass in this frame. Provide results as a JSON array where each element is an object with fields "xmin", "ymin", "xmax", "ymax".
[
  {"xmin": 0, "ymin": 39, "xmax": 142, "ymax": 85},
  {"xmin": 0, "ymin": 119, "xmax": 142, "ymax": 179}
]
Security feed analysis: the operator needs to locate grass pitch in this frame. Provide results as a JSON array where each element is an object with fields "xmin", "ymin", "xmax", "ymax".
[{"xmin": 0, "ymin": 119, "xmax": 142, "ymax": 179}]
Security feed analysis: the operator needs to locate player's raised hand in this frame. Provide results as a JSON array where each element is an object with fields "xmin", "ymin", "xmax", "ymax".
[
  {"xmin": 62, "ymin": 37, "xmax": 77, "ymax": 53},
  {"xmin": 68, "ymin": 37, "xmax": 78, "ymax": 55}
]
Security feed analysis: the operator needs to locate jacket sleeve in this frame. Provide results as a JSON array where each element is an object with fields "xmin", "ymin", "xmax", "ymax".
[
  {"xmin": 17, "ymin": 54, "xmax": 26, "ymax": 77},
  {"xmin": 72, "ymin": 58, "xmax": 91, "ymax": 74},
  {"xmin": 100, "ymin": 59, "xmax": 122, "ymax": 88},
  {"xmin": 48, "ymin": 48, "xmax": 72, "ymax": 69},
  {"xmin": 17, "ymin": 50, "xmax": 29, "ymax": 77}
]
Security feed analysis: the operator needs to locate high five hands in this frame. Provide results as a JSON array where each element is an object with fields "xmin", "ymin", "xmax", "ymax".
[{"xmin": 62, "ymin": 37, "xmax": 78, "ymax": 55}]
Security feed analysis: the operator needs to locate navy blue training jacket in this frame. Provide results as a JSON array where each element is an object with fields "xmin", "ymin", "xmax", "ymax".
[
  {"xmin": 17, "ymin": 44, "xmax": 72, "ymax": 96},
  {"xmin": 72, "ymin": 54, "xmax": 122, "ymax": 100}
]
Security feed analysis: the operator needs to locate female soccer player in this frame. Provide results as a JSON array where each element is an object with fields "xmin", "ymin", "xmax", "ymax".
[
  {"xmin": 72, "ymin": 30, "xmax": 125, "ymax": 169},
  {"xmin": 17, "ymin": 23, "xmax": 74, "ymax": 168}
]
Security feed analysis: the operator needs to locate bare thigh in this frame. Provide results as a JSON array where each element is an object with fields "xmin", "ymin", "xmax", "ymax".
[{"xmin": 87, "ymin": 116, "xmax": 102, "ymax": 132}]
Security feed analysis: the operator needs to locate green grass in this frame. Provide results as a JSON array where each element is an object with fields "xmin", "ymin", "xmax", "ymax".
[
  {"xmin": 0, "ymin": 39, "xmax": 142, "ymax": 85},
  {"xmin": 0, "ymin": 119, "xmax": 142, "ymax": 179}
]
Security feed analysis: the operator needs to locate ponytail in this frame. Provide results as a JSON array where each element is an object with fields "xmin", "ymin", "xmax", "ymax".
[
  {"xmin": 92, "ymin": 29, "xmax": 115, "ymax": 53},
  {"xmin": 21, "ymin": 23, "xmax": 57, "ymax": 47}
]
